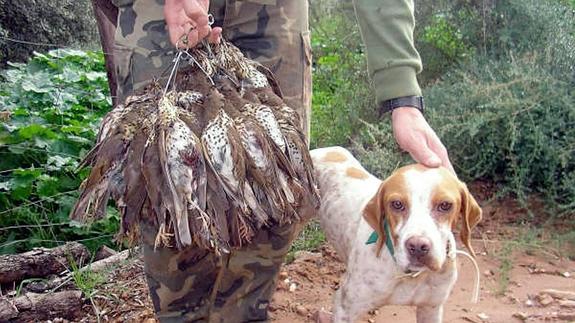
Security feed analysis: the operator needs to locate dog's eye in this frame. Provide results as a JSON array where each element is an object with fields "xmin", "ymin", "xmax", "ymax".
[
  {"xmin": 438, "ymin": 201, "xmax": 452, "ymax": 212},
  {"xmin": 390, "ymin": 200, "xmax": 405, "ymax": 211}
]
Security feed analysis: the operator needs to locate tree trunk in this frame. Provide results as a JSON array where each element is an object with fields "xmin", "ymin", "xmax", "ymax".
[
  {"xmin": 0, "ymin": 291, "xmax": 84, "ymax": 321},
  {"xmin": 0, "ymin": 242, "xmax": 90, "ymax": 285}
]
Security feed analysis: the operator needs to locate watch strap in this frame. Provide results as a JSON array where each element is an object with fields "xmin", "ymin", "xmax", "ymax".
[{"xmin": 380, "ymin": 96, "xmax": 424, "ymax": 115}]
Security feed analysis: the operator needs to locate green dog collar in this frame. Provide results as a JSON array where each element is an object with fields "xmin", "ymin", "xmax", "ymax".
[{"xmin": 366, "ymin": 217, "xmax": 395, "ymax": 260}]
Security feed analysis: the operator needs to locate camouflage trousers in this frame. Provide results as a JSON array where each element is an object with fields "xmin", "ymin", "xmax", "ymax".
[{"xmin": 92, "ymin": 0, "xmax": 312, "ymax": 322}]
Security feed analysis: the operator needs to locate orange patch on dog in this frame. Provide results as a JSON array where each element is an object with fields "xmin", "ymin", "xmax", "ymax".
[
  {"xmin": 346, "ymin": 167, "xmax": 369, "ymax": 180},
  {"xmin": 323, "ymin": 151, "xmax": 347, "ymax": 163}
]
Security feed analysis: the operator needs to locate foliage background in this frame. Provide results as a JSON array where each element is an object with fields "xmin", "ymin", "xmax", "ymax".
[
  {"xmin": 0, "ymin": 50, "xmax": 117, "ymax": 254},
  {"xmin": 0, "ymin": 0, "xmax": 573, "ymax": 255}
]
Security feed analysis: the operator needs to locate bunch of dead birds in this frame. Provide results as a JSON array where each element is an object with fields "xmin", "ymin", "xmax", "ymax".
[{"xmin": 71, "ymin": 40, "xmax": 320, "ymax": 254}]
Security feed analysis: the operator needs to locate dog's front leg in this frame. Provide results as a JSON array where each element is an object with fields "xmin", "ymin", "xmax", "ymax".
[
  {"xmin": 332, "ymin": 267, "xmax": 387, "ymax": 323},
  {"xmin": 416, "ymin": 305, "xmax": 443, "ymax": 323}
]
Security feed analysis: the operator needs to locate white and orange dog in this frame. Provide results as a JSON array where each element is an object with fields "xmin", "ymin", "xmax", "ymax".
[{"xmin": 311, "ymin": 146, "xmax": 482, "ymax": 323}]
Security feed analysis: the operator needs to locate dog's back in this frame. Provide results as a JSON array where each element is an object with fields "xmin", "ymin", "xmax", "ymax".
[{"xmin": 310, "ymin": 146, "xmax": 381, "ymax": 261}]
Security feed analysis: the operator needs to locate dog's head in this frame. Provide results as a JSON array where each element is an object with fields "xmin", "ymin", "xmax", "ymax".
[{"xmin": 363, "ymin": 164, "xmax": 482, "ymax": 273}]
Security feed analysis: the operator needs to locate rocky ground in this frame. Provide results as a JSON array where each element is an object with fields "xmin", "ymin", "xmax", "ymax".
[
  {"xmin": 3, "ymin": 188, "xmax": 574, "ymax": 323},
  {"xmin": 75, "ymin": 238, "xmax": 574, "ymax": 323}
]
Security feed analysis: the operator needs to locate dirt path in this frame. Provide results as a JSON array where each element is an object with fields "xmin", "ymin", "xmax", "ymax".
[
  {"xmin": 270, "ymin": 243, "xmax": 575, "ymax": 323},
  {"xmin": 79, "ymin": 236, "xmax": 575, "ymax": 323}
]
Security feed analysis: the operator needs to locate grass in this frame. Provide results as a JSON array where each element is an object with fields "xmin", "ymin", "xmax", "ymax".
[
  {"xmin": 490, "ymin": 224, "xmax": 574, "ymax": 295},
  {"xmin": 286, "ymin": 220, "xmax": 326, "ymax": 263},
  {"xmin": 495, "ymin": 242, "xmax": 513, "ymax": 296},
  {"xmin": 68, "ymin": 256, "xmax": 105, "ymax": 322}
]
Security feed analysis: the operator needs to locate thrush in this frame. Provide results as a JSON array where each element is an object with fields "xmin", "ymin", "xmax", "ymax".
[
  {"xmin": 71, "ymin": 84, "xmax": 161, "ymax": 223},
  {"xmin": 200, "ymin": 87, "xmax": 259, "ymax": 244},
  {"xmin": 217, "ymin": 78, "xmax": 295, "ymax": 223},
  {"xmin": 72, "ymin": 38, "xmax": 320, "ymax": 252}
]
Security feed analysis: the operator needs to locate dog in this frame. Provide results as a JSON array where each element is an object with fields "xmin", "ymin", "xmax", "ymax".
[{"xmin": 310, "ymin": 146, "xmax": 482, "ymax": 323}]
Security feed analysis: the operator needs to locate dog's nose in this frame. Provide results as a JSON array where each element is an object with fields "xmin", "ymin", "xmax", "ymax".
[{"xmin": 405, "ymin": 236, "xmax": 431, "ymax": 259}]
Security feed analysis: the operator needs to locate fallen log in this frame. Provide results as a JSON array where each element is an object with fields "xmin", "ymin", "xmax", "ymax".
[
  {"xmin": 0, "ymin": 291, "xmax": 84, "ymax": 321},
  {"xmin": 0, "ymin": 242, "xmax": 90, "ymax": 284}
]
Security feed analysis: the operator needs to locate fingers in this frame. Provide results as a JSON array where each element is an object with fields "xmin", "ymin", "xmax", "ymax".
[
  {"xmin": 408, "ymin": 138, "xmax": 442, "ymax": 168},
  {"xmin": 427, "ymin": 133, "xmax": 455, "ymax": 174},
  {"xmin": 165, "ymin": 0, "xmax": 217, "ymax": 48},
  {"xmin": 391, "ymin": 107, "xmax": 454, "ymax": 173},
  {"xmin": 208, "ymin": 27, "xmax": 222, "ymax": 44}
]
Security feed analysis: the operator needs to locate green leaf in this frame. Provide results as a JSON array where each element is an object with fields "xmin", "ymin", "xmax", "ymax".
[
  {"xmin": 0, "ymin": 181, "xmax": 11, "ymax": 191},
  {"xmin": 36, "ymin": 174, "xmax": 59, "ymax": 197},
  {"xmin": 20, "ymin": 72, "xmax": 54, "ymax": 93},
  {"xmin": 9, "ymin": 169, "xmax": 39, "ymax": 201},
  {"xmin": 59, "ymin": 68, "xmax": 82, "ymax": 83},
  {"xmin": 18, "ymin": 124, "xmax": 48, "ymax": 139},
  {"xmin": 46, "ymin": 155, "xmax": 76, "ymax": 171},
  {"xmin": 85, "ymin": 72, "xmax": 106, "ymax": 81}
]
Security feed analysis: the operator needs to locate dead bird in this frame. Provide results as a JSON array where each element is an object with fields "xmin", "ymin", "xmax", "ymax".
[{"xmin": 200, "ymin": 88, "xmax": 258, "ymax": 244}]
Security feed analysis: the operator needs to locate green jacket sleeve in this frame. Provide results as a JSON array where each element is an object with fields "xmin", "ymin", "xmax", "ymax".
[{"xmin": 352, "ymin": 0, "xmax": 422, "ymax": 105}]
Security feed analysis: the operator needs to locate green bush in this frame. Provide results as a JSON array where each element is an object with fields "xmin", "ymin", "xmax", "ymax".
[
  {"xmin": 0, "ymin": 49, "xmax": 117, "ymax": 254},
  {"xmin": 425, "ymin": 56, "xmax": 574, "ymax": 214},
  {"xmin": 353, "ymin": 0, "xmax": 575, "ymax": 217},
  {"xmin": 310, "ymin": 5, "xmax": 374, "ymax": 149}
]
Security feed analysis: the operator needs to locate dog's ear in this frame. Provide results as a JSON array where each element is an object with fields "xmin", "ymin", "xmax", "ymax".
[
  {"xmin": 459, "ymin": 183, "xmax": 482, "ymax": 257},
  {"xmin": 363, "ymin": 181, "xmax": 386, "ymax": 256}
]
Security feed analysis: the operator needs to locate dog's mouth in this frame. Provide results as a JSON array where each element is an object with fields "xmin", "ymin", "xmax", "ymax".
[
  {"xmin": 404, "ymin": 263, "xmax": 427, "ymax": 274},
  {"xmin": 411, "ymin": 238, "xmax": 453, "ymax": 273}
]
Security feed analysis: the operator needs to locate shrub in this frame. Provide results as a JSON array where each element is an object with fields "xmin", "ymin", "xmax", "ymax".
[
  {"xmin": 355, "ymin": 0, "xmax": 575, "ymax": 217},
  {"xmin": 310, "ymin": 4, "xmax": 375, "ymax": 149},
  {"xmin": 425, "ymin": 56, "xmax": 574, "ymax": 215},
  {"xmin": 0, "ymin": 49, "xmax": 117, "ymax": 254}
]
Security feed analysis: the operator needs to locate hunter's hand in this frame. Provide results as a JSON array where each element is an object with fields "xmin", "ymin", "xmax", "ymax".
[
  {"xmin": 391, "ymin": 107, "xmax": 455, "ymax": 173},
  {"xmin": 164, "ymin": 0, "xmax": 221, "ymax": 48}
]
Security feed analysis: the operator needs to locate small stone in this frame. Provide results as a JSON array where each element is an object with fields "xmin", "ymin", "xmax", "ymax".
[
  {"xmin": 367, "ymin": 319, "xmax": 375, "ymax": 323},
  {"xmin": 289, "ymin": 283, "xmax": 297, "ymax": 292},
  {"xmin": 537, "ymin": 293, "xmax": 555, "ymax": 307},
  {"xmin": 483, "ymin": 269, "xmax": 494, "ymax": 277},
  {"xmin": 557, "ymin": 312, "xmax": 575, "ymax": 320},
  {"xmin": 540, "ymin": 289, "xmax": 575, "ymax": 300},
  {"xmin": 279, "ymin": 271, "xmax": 288, "ymax": 280},
  {"xmin": 508, "ymin": 296, "xmax": 520, "ymax": 304},
  {"xmin": 562, "ymin": 271, "xmax": 571, "ymax": 278},
  {"xmin": 477, "ymin": 312, "xmax": 489, "ymax": 321},
  {"xmin": 294, "ymin": 251, "xmax": 322, "ymax": 262},
  {"xmin": 512, "ymin": 312, "xmax": 528, "ymax": 321},
  {"xmin": 525, "ymin": 299, "xmax": 535, "ymax": 307},
  {"xmin": 295, "ymin": 305, "xmax": 308, "ymax": 316}
]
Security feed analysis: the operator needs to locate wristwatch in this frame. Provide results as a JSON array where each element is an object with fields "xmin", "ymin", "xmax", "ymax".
[{"xmin": 380, "ymin": 96, "xmax": 425, "ymax": 115}]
